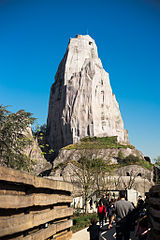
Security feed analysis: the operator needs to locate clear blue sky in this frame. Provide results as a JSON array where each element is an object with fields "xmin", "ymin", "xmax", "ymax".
[{"xmin": 0, "ymin": 0, "xmax": 160, "ymax": 161}]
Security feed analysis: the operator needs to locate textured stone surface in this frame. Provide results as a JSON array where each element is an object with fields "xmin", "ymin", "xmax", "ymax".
[
  {"xmin": 47, "ymin": 35, "xmax": 129, "ymax": 150},
  {"xmin": 50, "ymin": 162, "xmax": 153, "ymax": 197},
  {"xmin": 116, "ymin": 164, "xmax": 153, "ymax": 181},
  {"xmin": 24, "ymin": 127, "xmax": 51, "ymax": 175},
  {"xmin": 50, "ymin": 147, "xmax": 153, "ymax": 196},
  {"xmin": 53, "ymin": 147, "xmax": 144, "ymax": 167}
]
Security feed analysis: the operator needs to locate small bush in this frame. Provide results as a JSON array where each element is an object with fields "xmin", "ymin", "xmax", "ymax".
[
  {"xmin": 71, "ymin": 213, "xmax": 98, "ymax": 233},
  {"xmin": 118, "ymin": 154, "xmax": 153, "ymax": 170},
  {"xmin": 118, "ymin": 150, "xmax": 124, "ymax": 161},
  {"xmin": 139, "ymin": 159, "xmax": 153, "ymax": 170}
]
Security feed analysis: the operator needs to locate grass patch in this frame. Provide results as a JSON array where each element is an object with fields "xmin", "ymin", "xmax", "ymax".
[
  {"xmin": 103, "ymin": 164, "xmax": 119, "ymax": 172},
  {"xmin": 62, "ymin": 136, "xmax": 134, "ymax": 150},
  {"xmin": 71, "ymin": 213, "xmax": 98, "ymax": 233}
]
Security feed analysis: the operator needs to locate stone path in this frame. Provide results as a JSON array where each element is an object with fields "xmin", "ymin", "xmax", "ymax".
[{"xmin": 71, "ymin": 227, "xmax": 90, "ymax": 240}]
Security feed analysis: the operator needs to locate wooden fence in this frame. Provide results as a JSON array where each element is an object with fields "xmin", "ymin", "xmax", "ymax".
[
  {"xmin": 148, "ymin": 184, "xmax": 160, "ymax": 240},
  {"xmin": 0, "ymin": 166, "xmax": 73, "ymax": 240}
]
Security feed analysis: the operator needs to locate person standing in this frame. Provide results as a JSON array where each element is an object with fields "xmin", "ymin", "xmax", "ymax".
[
  {"xmin": 98, "ymin": 200, "xmax": 106, "ymax": 227},
  {"xmin": 108, "ymin": 190, "xmax": 134, "ymax": 240},
  {"xmin": 108, "ymin": 199, "xmax": 115, "ymax": 225},
  {"xmin": 101, "ymin": 193, "xmax": 109, "ymax": 223},
  {"xmin": 87, "ymin": 218, "xmax": 100, "ymax": 240},
  {"xmin": 90, "ymin": 198, "xmax": 93, "ymax": 210},
  {"xmin": 87, "ymin": 217, "xmax": 107, "ymax": 240}
]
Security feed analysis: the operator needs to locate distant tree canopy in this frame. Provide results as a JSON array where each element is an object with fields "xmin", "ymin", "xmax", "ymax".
[
  {"xmin": 0, "ymin": 105, "xmax": 35, "ymax": 171},
  {"xmin": 154, "ymin": 156, "xmax": 160, "ymax": 166}
]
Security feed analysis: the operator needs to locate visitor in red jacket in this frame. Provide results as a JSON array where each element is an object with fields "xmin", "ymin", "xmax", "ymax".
[{"xmin": 98, "ymin": 200, "xmax": 106, "ymax": 227}]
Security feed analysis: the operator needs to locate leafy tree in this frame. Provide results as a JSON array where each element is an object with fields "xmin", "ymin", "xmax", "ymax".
[
  {"xmin": 69, "ymin": 154, "xmax": 111, "ymax": 213},
  {"xmin": 92, "ymin": 158, "xmax": 111, "ymax": 197},
  {"xmin": 74, "ymin": 156, "xmax": 95, "ymax": 213},
  {"xmin": 32, "ymin": 124, "xmax": 54, "ymax": 157},
  {"xmin": 113, "ymin": 170, "xmax": 137, "ymax": 190},
  {"xmin": 154, "ymin": 156, "xmax": 160, "ymax": 165},
  {"xmin": 0, "ymin": 105, "xmax": 35, "ymax": 171},
  {"xmin": 32, "ymin": 124, "xmax": 47, "ymax": 137}
]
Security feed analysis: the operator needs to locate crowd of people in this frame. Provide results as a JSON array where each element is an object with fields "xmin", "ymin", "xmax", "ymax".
[{"xmin": 87, "ymin": 190, "xmax": 151, "ymax": 240}]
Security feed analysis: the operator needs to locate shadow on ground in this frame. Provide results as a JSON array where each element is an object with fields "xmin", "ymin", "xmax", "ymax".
[
  {"xmin": 100, "ymin": 224, "xmax": 116, "ymax": 240},
  {"xmin": 100, "ymin": 224, "xmax": 136, "ymax": 240}
]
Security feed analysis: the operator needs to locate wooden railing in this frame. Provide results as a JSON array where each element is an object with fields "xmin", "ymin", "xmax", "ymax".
[
  {"xmin": 0, "ymin": 166, "xmax": 73, "ymax": 240},
  {"xmin": 148, "ymin": 184, "xmax": 160, "ymax": 240}
]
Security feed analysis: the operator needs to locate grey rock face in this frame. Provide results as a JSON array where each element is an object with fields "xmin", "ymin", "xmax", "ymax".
[
  {"xmin": 47, "ymin": 35, "xmax": 129, "ymax": 150},
  {"xmin": 24, "ymin": 127, "xmax": 51, "ymax": 175},
  {"xmin": 50, "ymin": 163, "xmax": 153, "ymax": 197},
  {"xmin": 53, "ymin": 147, "xmax": 144, "ymax": 168}
]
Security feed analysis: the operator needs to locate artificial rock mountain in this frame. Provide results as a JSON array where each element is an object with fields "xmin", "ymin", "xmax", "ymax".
[{"xmin": 47, "ymin": 35, "xmax": 129, "ymax": 150}]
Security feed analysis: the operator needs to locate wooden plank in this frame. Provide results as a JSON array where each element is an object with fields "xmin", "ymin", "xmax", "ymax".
[
  {"xmin": 56, "ymin": 219, "xmax": 72, "ymax": 233},
  {"xmin": 54, "ymin": 205, "xmax": 68, "ymax": 209},
  {"xmin": 148, "ymin": 197, "xmax": 160, "ymax": 208},
  {"xmin": 149, "ymin": 184, "xmax": 160, "ymax": 194},
  {"xmin": 54, "ymin": 229, "xmax": 68, "ymax": 238},
  {"xmin": 0, "ymin": 194, "xmax": 72, "ymax": 209},
  {"xmin": 6, "ymin": 234, "xmax": 24, "ymax": 240},
  {"xmin": 150, "ymin": 215, "xmax": 160, "ymax": 231},
  {"xmin": 54, "ymin": 231, "xmax": 72, "ymax": 240},
  {"xmin": 0, "ymin": 208, "xmax": 73, "ymax": 237},
  {"xmin": 22, "ymin": 224, "xmax": 56, "ymax": 240},
  {"xmin": 149, "ymin": 207, "xmax": 160, "ymax": 219},
  {"xmin": 0, "ymin": 190, "xmax": 25, "ymax": 195},
  {"xmin": 29, "ymin": 208, "xmax": 50, "ymax": 215},
  {"xmin": 0, "ymin": 166, "xmax": 73, "ymax": 193},
  {"xmin": 151, "ymin": 230, "xmax": 160, "ymax": 240},
  {"xmin": 6, "ymin": 220, "xmax": 72, "ymax": 240}
]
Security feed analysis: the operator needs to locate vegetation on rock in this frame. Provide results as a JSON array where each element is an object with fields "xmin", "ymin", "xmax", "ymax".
[
  {"xmin": 61, "ymin": 138, "xmax": 152, "ymax": 171},
  {"xmin": 118, "ymin": 153, "xmax": 153, "ymax": 170},
  {"xmin": 54, "ymin": 155, "xmax": 114, "ymax": 212},
  {"xmin": 32, "ymin": 124, "xmax": 54, "ymax": 157},
  {"xmin": 62, "ymin": 136, "xmax": 134, "ymax": 150}
]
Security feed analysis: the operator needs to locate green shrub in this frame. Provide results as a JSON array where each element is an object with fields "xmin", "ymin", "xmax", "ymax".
[
  {"xmin": 118, "ymin": 154, "xmax": 153, "ymax": 170},
  {"xmin": 124, "ymin": 154, "xmax": 140, "ymax": 164},
  {"xmin": 118, "ymin": 150, "xmax": 124, "ymax": 161},
  {"xmin": 71, "ymin": 213, "xmax": 98, "ymax": 233},
  {"xmin": 139, "ymin": 159, "xmax": 153, "ymax": 170}
]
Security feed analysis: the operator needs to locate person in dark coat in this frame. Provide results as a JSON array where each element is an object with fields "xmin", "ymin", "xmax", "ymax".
[
  {"xmin": 108, "ymin": 199, "xmax": 115, "ymax": 224},
  {"xmin": 87, "ymin": 218, "xmax": 100, "ymax": 240},
  {"xmin": 90, "ymin": 198, "xmax": 93, "ymax": 210}
]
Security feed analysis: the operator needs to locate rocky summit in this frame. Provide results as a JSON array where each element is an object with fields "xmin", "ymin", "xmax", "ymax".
[{"xmin": 47, "ymin": 35, "xmax": 129, "ymax": 150}]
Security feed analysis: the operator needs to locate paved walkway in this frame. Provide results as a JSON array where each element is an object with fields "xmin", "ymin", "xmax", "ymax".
[
  {"xmin": 71, "ymin": 227, "xmax": 90, "ymax": 240},
  {"xmin": 71, "ymin": 223, "xmax": 136, "ymax": 240}
]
